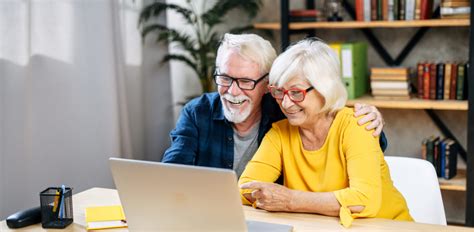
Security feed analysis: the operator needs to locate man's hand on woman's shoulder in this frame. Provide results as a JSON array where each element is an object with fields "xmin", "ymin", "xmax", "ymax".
[{"xmin": 353, "ymin": 103, "xmax": 385, "ymax": 137}]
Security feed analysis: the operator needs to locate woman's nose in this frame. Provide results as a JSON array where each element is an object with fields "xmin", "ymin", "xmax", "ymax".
[{"xmin": 281, "ymin": 94, "xmax": 294, "ymax": 108}]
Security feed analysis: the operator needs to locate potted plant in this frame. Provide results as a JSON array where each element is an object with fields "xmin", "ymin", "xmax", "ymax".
[{"xmin": 139, "ymin": 0, "xmax": 263, "ymax": 95}]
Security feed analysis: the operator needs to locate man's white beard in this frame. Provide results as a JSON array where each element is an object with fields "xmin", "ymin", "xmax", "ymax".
[{"xmin": 221, "ymin": 94, "xmax": 252, "ymax": 124}]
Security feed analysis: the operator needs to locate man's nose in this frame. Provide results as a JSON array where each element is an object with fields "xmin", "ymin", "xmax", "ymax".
[{"xmin": 227, "ymin": 81, "xmax": 243, "ymax": 96}]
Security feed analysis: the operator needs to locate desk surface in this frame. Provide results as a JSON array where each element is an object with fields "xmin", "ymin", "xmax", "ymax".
[{"xmin": 1, "ymin": 187, "xmax": 472, "ymax": 231}]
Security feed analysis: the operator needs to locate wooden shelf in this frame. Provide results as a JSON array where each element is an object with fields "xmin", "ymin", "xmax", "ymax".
[
  {"xmin": 254, "ymin": 19, "xmax": 470, "ymax": 30},
  {"xmin": 439, "ymin": 169, "xmax": 466, "ymax": 191},
  {"xmin": 346, "ymin": 95, "xmax": 468, "ymax": 110}
]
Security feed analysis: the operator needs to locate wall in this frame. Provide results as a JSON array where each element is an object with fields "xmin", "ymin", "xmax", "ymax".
[{"xmin": 0, "ymin": 0, "xmax": 173, "ymax": 219}]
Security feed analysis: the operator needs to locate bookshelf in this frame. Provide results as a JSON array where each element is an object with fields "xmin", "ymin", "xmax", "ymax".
[
  {"xmin": 346, "ymin": 95, "xmax": 468, "ymax": 110},
  {"xmin": 254, "ymin": 19, "xmax": 469, "ymax": 30},
  {"xmin": 267, "ymin": 0, "xmax": 474, "ymax": 226},
  {"xmin": 439, "ymin": 169, "xmax": 467, "ymax": 191}
]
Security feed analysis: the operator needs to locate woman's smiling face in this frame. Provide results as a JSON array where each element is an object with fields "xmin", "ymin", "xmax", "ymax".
[{"xmin": 276, "ymin": 77, "xmax": 325, "ymax": 127}]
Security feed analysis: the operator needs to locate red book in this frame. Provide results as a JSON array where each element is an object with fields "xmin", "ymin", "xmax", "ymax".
[
  {"xmin": 417, "ymin": 63, "xmax": 424, "ymax": 98},
  {"xmin": 429, "ymin": 63, "xmax": 437, "ymax": 99},
  {"xmin": 423, "ymin": 63, "xmax": 431, "ymax": 99},
  {"xmin": 371, "ymin": 0, "xmax": 378, "ymax": 20},
  {"xmin": 420, "ymin": 0, "xmax": 433, "ymax": 19},
  {"xmin": 382, "ymin": 0, "xmax": 389, "ymax": 20},
  {"xmin": 450, "ymin": 63, "xmax": 458, "ymax": 99},
  {"xmin": 290, "ymin": 9, "xmax": 318, "ymax": 17},
  {"xmin": 356, "ymin": 0, "xmax": 364, "ymax": 21}
]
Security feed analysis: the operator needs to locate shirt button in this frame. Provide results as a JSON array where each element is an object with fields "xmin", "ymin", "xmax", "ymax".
[
  {"xmin": 227, "ymin": 137, "xmax": 232, "ymax": 141},
  {"xmin": 228, "ymin": 163, "xmax": 232, "ymax": 168}
]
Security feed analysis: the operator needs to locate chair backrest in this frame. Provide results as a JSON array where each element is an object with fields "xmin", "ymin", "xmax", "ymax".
[{"xmin": 384, "ymin": 156, "xmax": 447, "ymax": 225}]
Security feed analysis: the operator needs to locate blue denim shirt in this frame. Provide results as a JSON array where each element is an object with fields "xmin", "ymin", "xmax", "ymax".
[{"xmin": 162, "ymin": 92, "xmax": 388, "ymax": 169}]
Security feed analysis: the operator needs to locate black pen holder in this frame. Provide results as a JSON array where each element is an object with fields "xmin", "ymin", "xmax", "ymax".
[{"xmin": 40, "ymin": 187, "xmax": 73, "ymax": 228}]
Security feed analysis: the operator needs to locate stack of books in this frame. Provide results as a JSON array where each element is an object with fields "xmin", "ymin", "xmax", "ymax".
[
  {"xmin": 421, "ymin": 136, "xmax": 458, "ymax": 179},
  {"xmin": 441, "ymin": 0, "xmax": 470, "ymax": 19},
  {"xmin": 370, "ymin": 67, "xmax": 411, "ymax": 100},
  {"xmin": 354, "ymin": 0, "xmax": 434, "ymax": 21},
  {"xmin": 416, "ymin": 62, "xmax": 468, "ymax": 100}
]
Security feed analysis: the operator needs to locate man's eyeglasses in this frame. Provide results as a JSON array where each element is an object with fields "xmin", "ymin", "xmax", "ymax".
[
  {"xmin": 268, "ymin": 85, "xmax": 314, "ymax": 102},
  {"xmin": 214, "ymin": 73, "xmax": 268, "ymax": 90}
]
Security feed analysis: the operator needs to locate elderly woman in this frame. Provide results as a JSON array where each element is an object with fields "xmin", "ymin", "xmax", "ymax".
[{"xmin": 239, "ymin": 38, "xmax": 413, "ymax": 227}]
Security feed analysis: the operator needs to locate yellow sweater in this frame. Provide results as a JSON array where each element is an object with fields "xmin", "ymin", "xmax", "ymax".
[{"xmin": 239, "ymin": 107, "xmax": 412, "ymax": 227}]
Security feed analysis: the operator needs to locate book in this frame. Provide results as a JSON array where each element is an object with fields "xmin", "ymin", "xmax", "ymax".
[
  {"xmin": 444, "ymin": 139, "xmax": 458, "ymax": 179},
  {"xmin": 374, "ymin": 95, "xmax": 411, "ymax": 100},
  {"xmin": 436, "ymin": 63, "xmax": 445, "ymax": 100},
  {"xmin": 399, "ymin": 0, "xmax": 406, "ymax": 20},
  {"xmin": 415, "ymin": 0, "xmax": 422, "ymax": 19},
  {"xmin": 420, "ymin": 0, "xmax": 433, "ymax": 19},
  {"xmin": 423, "ymin": 63, "xmax": 430, "ymax": 99},
  {"xmin": 85, "ymin": 205, "xmax": 127, "ymax": 230},
  {"xmin": 371, "ymin": 80, "xmax": 410, "ymax": 89},
  {"xmin": 364, "ymin": 0, "xmax": 372, "ymax": 21},
  {"xmin": 371, "ymin": 67, "xmax": 409, "ymax": 75},
  {"xmin": 394, "ymin": 0, "xmax": 400, "ymax": 20},
  {"xmin": 371, "ymin": 74, "xmax": 409, "ymax": 81},
  {"xmin": 429, "ymin": 63, "xmax": 437, "ymax": 99},
  {"xmin": 356, "ymin": 0, "xmax": 364, "ymax": 21},
  {"xmin": 444, "ymin": 63, "xmax": 452, "ymax": 99},
  {"xmin": 425, "ymin": 136, "xmax": 439, "ymax": 166},
  {"xmin": 440, "ymin": 13, "xmax": 470, "ymax": 19},
  {"xmin": 417, "ymin": 63, "xmax": 424, "ymax": 98},
  {"xmin": 440, "ymin": 6, "xmax": 471, "ymax": 15},
  {"xmin": 372, "ymin": 88, "xmax": 410, "ymax": 95},
  {"xmin": 441, "ymin": 1, "xmax": 470, "ymax": 7},
  {"xmin": 371, "ymin": 0, "xmax": 378, "ymax": 20},
  {"xmin": 450, "ymin": 63, "xmax": 458, "ymax": 99},
  {"xmin": 456, "ymin": 63, "xmax": 466, "ymax": 100},
  {"xmin": 341, "ymin": 42, "xmax": 368, "ymax": 99},
  {"xmin": 405, "ymin": 0, "xmax": 415, "ymax": 20}
]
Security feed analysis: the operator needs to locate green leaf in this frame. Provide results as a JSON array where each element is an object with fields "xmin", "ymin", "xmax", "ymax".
[
  {"xmin": 162, "ymin": 54, "xmax": 199, "ymax": 76},
  {"xmin": 202, "ymin": 0, "xmax": 262, "ymax": 27},
  {"xmin": 138, "ymin": 2, "xmax": 195, "ymax": 26},
  {"xmin": 141, "ymin": 24, "xmax": 197, "ymax": 60}
]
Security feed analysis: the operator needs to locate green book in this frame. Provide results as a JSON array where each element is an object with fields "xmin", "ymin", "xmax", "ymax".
[
  {"xmin": 340, "ymin": 42, "xmax": 368, "ymax": 99},
  {"xmin": 456, "ymin": 63, "xmax": 466, "ymax": 100}
]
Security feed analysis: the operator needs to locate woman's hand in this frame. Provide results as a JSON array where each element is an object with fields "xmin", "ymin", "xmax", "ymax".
[
  {"xmin": 353, "ymin": 103, "xmax": 385, "ymax": 137},
  {"xmin": 240, "ymin": 181, "xmax": 294, "ymax": 212}
]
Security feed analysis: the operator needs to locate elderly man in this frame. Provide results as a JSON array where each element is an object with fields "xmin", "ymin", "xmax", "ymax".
[{"xmin": 162, "ymin": 33, "xmax": 385, "ymax": 177}]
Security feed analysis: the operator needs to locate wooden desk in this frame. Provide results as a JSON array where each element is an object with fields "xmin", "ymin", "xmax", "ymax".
[{"xmin": 1, "ymin": 187, "xmax": 472, "ymax": 231}]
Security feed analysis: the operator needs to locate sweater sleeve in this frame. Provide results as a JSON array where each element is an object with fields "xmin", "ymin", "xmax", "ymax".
[
  {"xmin": 238, "ymin": 126, "xmax": 283, "ymax": 205},
  {"xmin": 333, "ymin": 117, "xmax": 384, "ymax": 227}
]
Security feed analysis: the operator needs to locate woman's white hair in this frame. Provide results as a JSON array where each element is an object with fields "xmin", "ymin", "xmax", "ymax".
[
  {"xmin": 269, "ymin": 38, "xmax": 347, "ymax": 114},
  {"xmin": 216, "ymin": 33, "xmax": 276, "ymax": 75}
]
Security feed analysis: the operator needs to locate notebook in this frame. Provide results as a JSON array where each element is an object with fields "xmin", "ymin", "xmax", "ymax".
[
  {"xmin": 109, "ymin": 157, "xmax": 293, "ymax": 231},
  {"xmin": 85, "ymin": 205, "xmax": 127, "ymax": 230}
]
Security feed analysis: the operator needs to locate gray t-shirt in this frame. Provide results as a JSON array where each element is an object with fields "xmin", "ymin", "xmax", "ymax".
[{"xmin": 233, "ymin": 122, "xmax": 260, "ymax": 177}]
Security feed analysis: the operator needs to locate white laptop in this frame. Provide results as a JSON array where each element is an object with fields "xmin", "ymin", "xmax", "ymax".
[{"xmin": 109, "ymin": 158, "xmax": 293, "ymax": 231}]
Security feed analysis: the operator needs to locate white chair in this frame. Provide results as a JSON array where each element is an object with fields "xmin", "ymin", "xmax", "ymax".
[{"xmin": 384, "ymin": 156, "xmax": 447, "ymax": 225}]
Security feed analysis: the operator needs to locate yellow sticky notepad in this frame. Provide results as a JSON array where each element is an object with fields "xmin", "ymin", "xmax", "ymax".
[{"xmin": 85, "ymin": 205, "xmax": 127, "ymax": 230}]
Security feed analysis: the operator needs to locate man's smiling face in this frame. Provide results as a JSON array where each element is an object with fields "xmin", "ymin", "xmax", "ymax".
[{"xmin": 217, "ymin": 51, "xmax": 267, "ymax": 124}]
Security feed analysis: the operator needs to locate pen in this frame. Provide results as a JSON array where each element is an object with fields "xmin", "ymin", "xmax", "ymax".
[
  {"xmin": 52, "ymin": 189, "xmax": 60, "ymax": 212},
  {"xmin": 59, "ymin": 185, "xmax": 66, "ymax": 219}
]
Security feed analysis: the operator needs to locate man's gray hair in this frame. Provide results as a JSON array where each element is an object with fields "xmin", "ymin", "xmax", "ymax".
[
  {"xmin": 216, "ymin": 33, "xmax": 276, "ymax": 75},
  {"xmin": 269, "ymin": 39, "xmax": 347, "ymax": 113}
]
